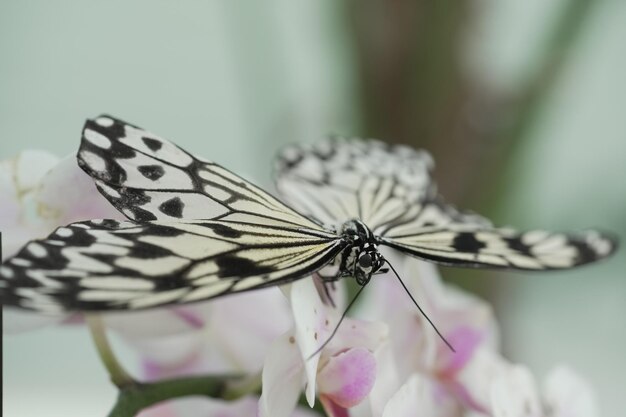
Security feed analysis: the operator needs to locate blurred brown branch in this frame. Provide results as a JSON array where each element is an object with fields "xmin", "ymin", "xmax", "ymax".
[
  {"xmin": 344, "ymin": 0, "xmax": 598, "ymax": 299},
  {"xmin": 345, "ymin": 0, "xmax": 597, "ymax": 214}
]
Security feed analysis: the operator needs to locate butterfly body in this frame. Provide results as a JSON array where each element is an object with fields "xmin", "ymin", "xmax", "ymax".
[
  {"xmin": 0, "ymin": 115, "xmax": 617, "ymax": 313},
  {"xmin": 335, "ymin": 219, "xmax": 385, "ymax": 285}
]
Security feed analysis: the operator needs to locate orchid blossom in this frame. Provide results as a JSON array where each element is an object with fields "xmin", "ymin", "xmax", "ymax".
[{"xmin": 1, "ymin": 151, "xmax": 603, "ymax": 417}]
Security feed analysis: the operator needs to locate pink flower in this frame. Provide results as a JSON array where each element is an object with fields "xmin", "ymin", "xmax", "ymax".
[
  {"xmin": 125, "ymin": 286, "xmax": 293, "ymax": 378},
  {"xmin": 355, "ymin": 249, "xmax": 506, "ymax": 414},
  {"xmin": 259, "ymin": 276, "xmax": 387, "ymax": 417}
]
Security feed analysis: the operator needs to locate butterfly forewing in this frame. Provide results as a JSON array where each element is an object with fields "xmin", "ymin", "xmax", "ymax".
[
  {"xmin": 0, "ymin": 115, "xmax": 348, "ymax": 313},
  {"xmin": 381, "ymin": 226, "xmax": 616, "ymax": 270},
  {"xmin": 79, "ymin": 116, "xmax": 321, "ymax": 230},
  {"xmin": 0, "ymin": 218, "xmax": 344, "ymax": 312}
]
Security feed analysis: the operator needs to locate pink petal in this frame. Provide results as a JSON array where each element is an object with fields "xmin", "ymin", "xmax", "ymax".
[
  {"xmin": 317, "ymin": 347, "xmax": 377, "ymax": 408},
  {"xmin": 319, "ymin": 396, "xmax": 350, "ymax": 417},
  {"xmin": 438, "ymin": 325, "xmax": 483, "ymax": 376}
]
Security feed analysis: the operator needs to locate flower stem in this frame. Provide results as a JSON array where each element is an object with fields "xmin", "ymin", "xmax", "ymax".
[
  {"xmin": 86, "ymin": 314, "xmax": 136, "ymax": 388},
  {"xmin": 221, "ymin": 371, "xmax": 262, "ymax": 401},
  {"xmin": 86, "ymin": 314, "xmax": 258, "ymax": 416},
  {"xmin": 107, "ymin": 374, "xmax": 244, "ymax": 417}
]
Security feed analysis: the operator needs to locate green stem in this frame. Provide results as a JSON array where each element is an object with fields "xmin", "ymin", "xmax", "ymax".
[
  {"xmin": 107, "ymin": 374, "xmax": 244, "ymax": 417},
  {"xmin": 221, "ymin": 371, "xmax": 262, "ymax": 401},
  {"xmin": 86, "ymin": 314, "xmax": 136, "ymax": 388}
]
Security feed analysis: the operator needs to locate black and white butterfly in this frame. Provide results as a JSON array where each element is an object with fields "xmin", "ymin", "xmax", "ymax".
[{"xmin": 0, "ymin": 115, "xmax": 617, "ymax": 313}]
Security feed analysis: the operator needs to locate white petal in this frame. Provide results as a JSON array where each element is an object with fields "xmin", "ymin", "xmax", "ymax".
[
  {"xmin": 104, "ymin": 303, "xmax": 213, "ymax": 338},
  {"xmin": 208, "ymin": 287, "xmax": 292, "ymax": 371},
  {"xmin": 543, "ymin": 365, "xmax": 598, "ymax": 417},
  {"xmin": 0, "ymin": 151, "xmax": 59, "ymax": 259},
  {"xmin": 382, "ymin": 374, "xmax": 438, "ymax": 417},
  {"xmin": 490, "ymin": 365, "xmax": 542, "ymax": 417},
  {"xmin": 138, "ymin": 396, "xmax": 256, "ymax": 417},
  {"xmin": 363, "ymin": 341, "xmax": 401, "ymax": 417},
  {"xmin": 453, "ymin": 347, "xmax": 509, "ymax": 411},
  {"xmin": 290, "ymin": 277, "xmax": 335, "ymax": 405},
  {"xmin": 11, "ymin": 150, "xmax": 60, "ymax": 190},
  {"xmin": 36, "ymin": 154, "xmax": 122, "ymax": 224},
  {"xmin": 259, "ymin": 331, "xmax": 306, "ymax": 417},
  {"xmin": 2, "ymin": 308, "xmax": 68, "ymax": 333}
]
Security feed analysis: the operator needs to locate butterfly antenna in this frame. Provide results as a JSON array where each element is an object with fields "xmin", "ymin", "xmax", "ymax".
[
  {"xmin": 385, "ymin": 261, "xmax": 456, "ymax": 353},
  {"xmin": 306, "ymin": 283, "xmax": 368, "ymax": 360}
]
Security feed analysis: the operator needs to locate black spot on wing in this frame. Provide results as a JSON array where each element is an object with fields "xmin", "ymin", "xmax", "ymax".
[
  {"xmin": 452, "ymin": 232, "xmax": 486, "ymax": 253},
  {"xmin": 216, "ymin": 255, "xmax": 275, "ymax": 278},
  {"xmin": 159, "ymin": 197, "xmax": 184, "ymax": 218},
  {"xmin": 142, "ymin": 137, "xmax": 163, "ymax": 152},
  {"xmin": 504, "ymin": 237, "xmax": 532, "ymax": 256},
  {"xmin": 569, "ymin": 240, "xmax": 597, "ymax": 264},
  {"xmin": 208, "ymin": 223, "xmax": 242, "ymax": 238},
  {"xmin": 138, "ymin": 165, "xmax": 165, "ymax": 181},
  {"xmin": 127, "ymin": 206, "xmax": 158, "ymax": 221}
]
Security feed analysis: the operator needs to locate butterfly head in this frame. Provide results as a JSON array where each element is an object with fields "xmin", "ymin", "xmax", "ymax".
[{"xmin": 354, "ymin": 246, "xmax": 385, "ymax": 286}]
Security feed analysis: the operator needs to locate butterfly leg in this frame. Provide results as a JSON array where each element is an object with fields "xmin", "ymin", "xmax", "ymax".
[{"xmin": 314, "ymin": 271, "xmax": 343, "ymax": 308}]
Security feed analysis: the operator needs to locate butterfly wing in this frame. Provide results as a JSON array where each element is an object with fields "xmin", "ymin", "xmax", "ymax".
[
  {"xmin": 0, "ymin": 219, "xmax": 344, "ymax": 312},
  {"xmin": 275, "ymin": 138, "xmax": 617, "ymax": 270},
  {"xmin": 1, "ymin": 115, "xmax": 348, "ymax": 312},
  {"xmin": 79, "ymin": 115, "xmax": 322, "ymax": 230},
  {"xmin": 274, "ymin": 137, "xmax": 441, "ymax": 230},
  {"xmin": 380, "ymin": 220, "xmax": 617, "ymax": 270}
]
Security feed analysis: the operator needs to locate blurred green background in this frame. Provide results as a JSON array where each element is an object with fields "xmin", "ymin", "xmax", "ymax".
[{"xmin": 1, "ymin": 1, "xmax": 624, "ymax": 416}]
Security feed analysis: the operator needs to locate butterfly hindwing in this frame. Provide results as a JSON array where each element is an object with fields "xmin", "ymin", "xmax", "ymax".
[
  {"xmin": 275, "ymin": 137, "xmax": 439, "ymax": 230},
  {"xmin": 0, "ymin": 218, "xmax": 344, "ymax": 312}
]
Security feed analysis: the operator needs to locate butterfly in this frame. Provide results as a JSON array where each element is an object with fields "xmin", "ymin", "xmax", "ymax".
[{"xmin": 0, "ymin": 115, "xmax": 617, "ymax": 313}]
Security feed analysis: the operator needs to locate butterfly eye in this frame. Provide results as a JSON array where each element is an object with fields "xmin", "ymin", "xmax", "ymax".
[{"xmin": 358, "ymin": 253, "xmax": 373, "ymax": 269}]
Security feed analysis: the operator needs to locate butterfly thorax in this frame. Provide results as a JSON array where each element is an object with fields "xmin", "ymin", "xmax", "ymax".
[{"xmin": 338, "ymin": 219, "xmax": 385, "ymax": 286}]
